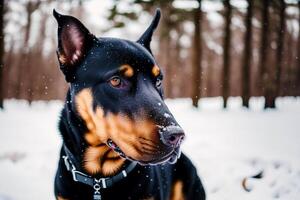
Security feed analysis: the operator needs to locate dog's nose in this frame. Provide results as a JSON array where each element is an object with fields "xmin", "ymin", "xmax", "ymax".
[{"xmin": 159, "ymin": 126, "xmax": 185, "ymax": 147}]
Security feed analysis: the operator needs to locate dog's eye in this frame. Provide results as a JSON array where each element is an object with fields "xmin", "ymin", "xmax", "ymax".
[
  {"xmin": 109, "ymin": 76, "xmax": 122, "ymax": 88},
  {"xmin": 156, "ymin": 79, "xmax": 162, "ymax": 88}
]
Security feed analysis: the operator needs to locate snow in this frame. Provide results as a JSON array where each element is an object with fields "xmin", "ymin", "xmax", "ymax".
[
  {"xmin": 172, "ymin": 0, "xmax": 199, "ymax": 10},
  {"xmin": 1, "ymin": 97, "xmax": 300, "ymax": 200}
]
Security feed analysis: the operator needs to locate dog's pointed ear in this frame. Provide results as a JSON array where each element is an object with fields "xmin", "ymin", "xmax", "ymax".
[
  {"xmin": 53, "ymin": 9, "xmax": 94, "ymax": 82},
  {"xmin": 137, "ymin": 9, "xmax": 161, "ymax": 54}
]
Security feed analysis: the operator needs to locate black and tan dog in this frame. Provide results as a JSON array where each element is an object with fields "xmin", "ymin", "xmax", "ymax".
[{"xmin": 53, "ymin": 9, "xmax": 205, "ymax": 200}]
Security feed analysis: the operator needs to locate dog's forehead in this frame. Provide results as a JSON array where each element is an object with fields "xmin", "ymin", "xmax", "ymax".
[
  {"xmin": 73, "ymin": 37, "xmax": 160, "ymax": 86},
  {"xmin": 89, "ymin": 37, "xmax": 156, "ymax": 70}
]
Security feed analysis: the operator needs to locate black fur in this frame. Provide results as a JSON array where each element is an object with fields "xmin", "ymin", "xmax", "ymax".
[{"xmin": 53, "ymin": 9, "xmax": 206, "ymax": 200}]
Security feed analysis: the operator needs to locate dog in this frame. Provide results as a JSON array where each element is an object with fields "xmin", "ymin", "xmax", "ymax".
[{"xmin": 53, "ymin": 8, "xmax": 205, "ymax": 200}]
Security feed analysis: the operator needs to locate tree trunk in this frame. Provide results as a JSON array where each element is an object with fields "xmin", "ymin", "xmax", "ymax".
[
  {"xmin": 264, "ymin": 1, "xmax": 285, "ymax": 109},
  {"xmin": 16, "ymin": 1, "xmax": 40, "ymax": 100},
  {"xmin": 258, "ymin": 0, "xmax": 270, "ymax": 108},
  {"xmin": 158, "ymin": 6, "xmax": 172, "ymax": 99},
  {"xmin": 242, "ymin": 0, "xmax": 253, "ymax": 108},
  {"xmin": 0, "ymin": 0, "xmax": 4, "ymax": 109},
  {"xmin": 207, "ymin": 50, "xmax": 213, "ymax": 97},
  {"xmin": 297, "ymin": 1, "xmax": 300, "ymax": 95},
  {"xmin": 173, "ymin": 27, "xmax": 183, "ymax": 97},
  {"xmin": 283, "ymin": 27, "xmax": 294, "ymax": 96},
  {"xmin": 222, "ymin": 0, "xmax": 232, "ymax": 108},
  {"xmin": 163, "ymin": 35, "xmax": 172, "ymax": 98},
  {"xmin": 28, "ymin": 11, "xmax": 48, "ymax": 103},
  {"xmin": 274, "ymin": 0, "xmax": 285, "ymax": 100},
  {"xmin": 3, "ymin": 41, "xmax": 14, "ymax": 98},
  {"xmin": 192, "ymin": 0, "xmax": 202, "ymax": 108}
]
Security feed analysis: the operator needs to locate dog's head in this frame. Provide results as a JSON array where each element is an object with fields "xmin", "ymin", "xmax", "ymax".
[{"xmin": 54, "ymin": 9, "xmax": 184, "ymax": 169}]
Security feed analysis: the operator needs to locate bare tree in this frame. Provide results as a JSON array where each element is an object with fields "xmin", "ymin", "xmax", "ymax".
[
  {"xmin": 163, "ymin": 34, "xmax": 172, "ymax": 98},
  {"xmin": 275, "ymin": 0, "xmax": 286, "ymax": 99},
  {"xmin": 0, "ymin": 0, "xmax": 4, "ymax": 108},
  {"xmin": 263, "ymin": 0, "xmax": 285, "ymax": 108},
  {"xmin": 222, "ymin": 0, "xmax": 232, "ymax": 108},
  {"xmin": 16, "ymin": 1, "xmax": 40, "ymax": 99},
  {"xmin": 155, "ymin": 5, "xmax": 172, "ymax": 98},
  {"xmin": 1, "ymin": 0, "xmax": 299, "ymax": 102},
  {"xmin": 28, "ymin": 10, "xmax": 48, "ymax": 102},
  {"xmin": 297, "ymin": 1, "xmax": 300, "ymax": 93},
  {"xmin": 258, "ymin": 0, "xmax": 270, "ymax": 108},
  {"xmin": 282, "ymin": 23, "xmax": 295, "ymax": 96},
  {"xmin": 192, "ymin": 0, "xmax": 202, "ymax": 107},
  {"xmin": 242, "ymin": 0, "xmax": 253, "ymax": 108},
  {"xmin": 206, "ymin": 49, "xmax": 213, "ymax": 97}
]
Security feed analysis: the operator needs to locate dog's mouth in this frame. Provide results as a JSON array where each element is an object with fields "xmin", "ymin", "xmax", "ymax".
[
  {"xmin": 106, "ymin": 139, "xmax": 181, "ymax": 165},
  {"xmin": 139, "ymin": 147, "xmax": 181, "ymax": 165},
  {"xmin": 107, "ymin": 139, "xmax": 126, "ymax": 158}
]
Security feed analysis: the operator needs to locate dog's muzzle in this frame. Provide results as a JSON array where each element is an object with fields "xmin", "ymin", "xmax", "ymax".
[
  {"xmin": 158, "ymin": 125, "xmax": 184, "ymax": 164},
  {"xmin": 159, "ymin": 125, "xmax": 185, "ymax": 148}
]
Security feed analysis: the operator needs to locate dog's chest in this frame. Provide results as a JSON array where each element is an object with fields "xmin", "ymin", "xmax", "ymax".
[
  {"xmin": 95, "ymin": 165, "xmax": 173, "ymax": 200},
  {"xmin": 58, "ymin": 164, "xmax": 174, "ymax": 200}
]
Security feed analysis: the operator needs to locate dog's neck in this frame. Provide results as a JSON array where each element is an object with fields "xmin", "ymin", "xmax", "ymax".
[{"xmin": 59, "ymin": 90, "xmax": 126, "ymax": 177}]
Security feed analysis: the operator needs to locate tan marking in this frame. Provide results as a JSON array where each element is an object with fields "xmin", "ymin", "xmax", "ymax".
[
  {"xmin": 119, "ymin": 64, "xmax": 134, "ymax": 77},
  {"xmin": 75, "ymin": 89, "xmax": 158, "ymax": 176},
  {"xmin": 102, "ymin": 154, "xmax": 126, "ymax": 175},
  {"xmin": 75, "ymin": 89, "xmax": 104, "ymax": 145},
  {"xmin": 83, "ymin": 146, "xmax": 102, "ymax": 174},
  {"xmin": 106, "ymin": 113, "xmax": 158, "ymax": 162},
  {"xmin": 152, "ymin": 65, "xmax": 160, "ymax": 77},
  {"xmin": 84, "ymin": 132, "xmax": 101, "ymax": 145},
  {"xmin": 83, "ymin": 145, "xmax": 124, "ymax": 175},
  {"xmin": 58, "ymin": 53, "xmax": 67, "ymax": 64},
  {"xmin": 76, "ymin": 89, "xmax": 125, "ymax": 176},
  {"xmin": 57, "ymin": 196, "xmax": 69, "ymax": 200},
  {"xmin": 107, "ymin": 149, "xmax": 120, "ymax": 159},
  {"xmin": 170, "ymin": 180, "xmax": 185, "ymax": 200}
]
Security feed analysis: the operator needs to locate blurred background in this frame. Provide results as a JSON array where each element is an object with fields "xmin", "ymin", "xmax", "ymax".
[
  {"xmin": 0, "ymin": 0, "xmax": 299, "ymax": 108},
  {"xmin": 1, "ymin": 1, "xmax": 300, "ymax": 200}
]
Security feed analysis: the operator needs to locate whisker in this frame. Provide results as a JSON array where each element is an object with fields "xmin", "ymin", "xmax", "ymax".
[
  {"xmin": 134, "ymin": 145, "xmax": 155, "ymax": 156},
  {"xmin": 141, "ymin": 146, "xmax": 157, "ymax": 153},
  {"xmin": 141, "ymin": 147, "xmax": 156, "ymax": 155},
  {"xmin": 139, "ymin": 142, "xmax": 159, "ymax": 151},
  {"xmin": 139, "ymin": 137, "xmax": 155, "ymax": 143},
  {"xmin": 138, "ymin": 137, "xmax": 159, "ymax": 148}
]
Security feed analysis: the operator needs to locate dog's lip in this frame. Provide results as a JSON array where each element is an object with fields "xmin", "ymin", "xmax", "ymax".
[
  {"xmin": 137, "ymin": 147, "xmax": 181, "ymax": 165},
  {"xmin": 107, "ymin": 139, "xmax": 181, "ymax": 165},
  {"xmin": 107, "ymin": 139, "xmax": 126, "ymax": 158}
]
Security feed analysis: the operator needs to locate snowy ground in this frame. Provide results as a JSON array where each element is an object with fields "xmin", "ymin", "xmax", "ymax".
[{"xmin": 0, "ymin": 97, "xmax": 300, "ymax": 200}]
